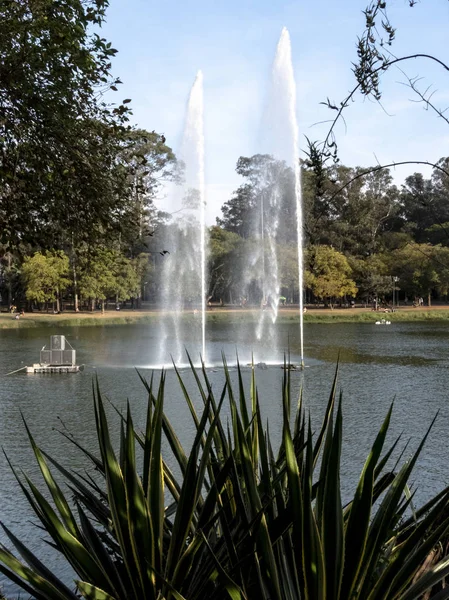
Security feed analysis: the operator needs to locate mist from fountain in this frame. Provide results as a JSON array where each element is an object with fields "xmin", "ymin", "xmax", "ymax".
[
  {"xmin": 157, "ymin": 71, "xmax": 207, "ymax": 366},
  {"xmin": 156, "ymin": 29, "xmax": 303, "ymax": 369},
  {"xmin": 238, "ymin": 27, "xmax": 304, "ymax": 365},
  {"xmin": 272, "ymin": 27, "xmax": 304, "ymax": 367}
]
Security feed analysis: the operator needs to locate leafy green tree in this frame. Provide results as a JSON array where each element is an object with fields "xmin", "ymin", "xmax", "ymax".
[
  {"xmin": 278, "ymin": 244, "xmax": 299, "ymax": 302},
  {"xmin": 208, "ymin": 226, "xmax": 243, "ymax": 303},
  {"xmin": 398, "ymin": 173, "xmax": 442, "ymax": 243},
  {"xmin": 114, "ymin": 255, "xmax": 141, "ymax": 304},
  {"xmin": 119, "ymin": 129, "xmax": 178, "ymax": 251},
  {"xmin": 348, "ymin": 254, "xmax": 392, "ymax": 304},
  {"xmin": 217, "ymin": 154, "xmax": 296, "ymax": 244},
  {"xmin": 387, "ymin": 243, "xmax": 449, "ymax": 306},
  {"xmin": 78, "ymin": 248, "xmax": 147, "ymax": 311},
  {"xmin": 0, "ymin": 248, "xmax": 22, "ymax": 308},
  {"xmin": 305, "ymin": 245, "xmax": 357, "ymax": 307},
  {"xmin": 78, "ymin": 248, "xmax": 117, "ymax": 312},
  {"xmin": 22, "ymin": 251, "xmax": 69, "ymax": 310},
  {"xmin": 0, "ymin": 0, "xmax": 134, "ymax": 248}
]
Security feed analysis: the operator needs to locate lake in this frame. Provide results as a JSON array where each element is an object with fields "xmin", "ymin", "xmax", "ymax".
[{"xmin": 1, "ymin": 320, "xmax": 449, "ymax": 596}]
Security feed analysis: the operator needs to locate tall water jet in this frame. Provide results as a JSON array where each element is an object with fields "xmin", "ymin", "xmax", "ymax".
[
  {"xmin": 273, "ymin": 27, "xmax": 304, "ymax": 367},
  {"xmin": 182, "ymin": 71, "xmax": 206, "ymax": 363},
  {"xmin": 157, "ymin": 71, "xmax": 207, "ymax": 365},
  {"xmin": 253, "ymin": 27, "xmax": 304, "ymax": 365}
]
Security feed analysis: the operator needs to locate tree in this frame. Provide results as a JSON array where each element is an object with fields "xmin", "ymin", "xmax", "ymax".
[
  {"xmin": 217, "ymin": 154, "xmax": 297, "ymax": 244},
  {"xmin": 114, "ymin": 254, "xmax": 142, "ymax": 304},
  {"xmin": 386, "ymin": 243, "xmax": 449, "ymax": 306},
  {"xmin": 0, "ymin": 247, "xmax": 22, "ymax": 308},
  {"xmin": 305, "ymin": 245, "xmax": 357, "ymax": 307},
  {"xmin": 77, "ymin": 247, "xmax": 147, "ymax": 311},
  {"xmin": 78, "ymin": 248, "xmax": 117, "ymax": 312},
  {"xmin": 307, "ymin": 0, "xmax": 449, "ymax": 230},
  {"xmin": 0, "ymin": 0, "xmax": 134, "ymax": 248},
  {"xmin": 398, "ymin": 173, "xmax": 445, "ymax": 243},
  {"xmin": 348, "ymin": 254, "xmax": 392, "ymax": 305},
  {"xmin": 119, "ymin": 129, "xmax": 178, "ymax": 250},
  {"xmin": 208, "ymin": 226, "xmax": 243, "ymax": 303},
  {"xmin": 22, "ymin": 251, "xmax": 69, "ymax": 310},
  {"xmin": 278, "ymin": 244, "xmax": 299, "ymax": 303}
]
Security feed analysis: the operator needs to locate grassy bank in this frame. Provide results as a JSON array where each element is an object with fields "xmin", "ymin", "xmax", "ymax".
[{"xmin": 2, "ymin": 306, "xmax": 449, "ymax": 329}]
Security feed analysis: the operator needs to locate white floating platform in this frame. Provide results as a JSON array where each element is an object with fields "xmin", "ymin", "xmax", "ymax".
[{"xmin": 26, "ymin": 364, "xmax": 83, "ymax": 374}]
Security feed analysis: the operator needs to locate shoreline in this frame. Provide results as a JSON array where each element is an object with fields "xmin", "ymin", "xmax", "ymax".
[{"xmin": 2, "ymin": 305, "xmax": 449, "ymax": 329}]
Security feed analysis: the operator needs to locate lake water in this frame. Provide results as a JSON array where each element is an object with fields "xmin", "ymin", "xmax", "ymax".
[{"xmin": 1, "ymin": 320, "xmax": 449, "ymax": 596}]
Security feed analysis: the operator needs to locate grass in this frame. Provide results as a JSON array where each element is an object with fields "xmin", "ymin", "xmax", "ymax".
[{"xmin": 2, "ymin": 306, "xmax": 449, "ymax": 329}]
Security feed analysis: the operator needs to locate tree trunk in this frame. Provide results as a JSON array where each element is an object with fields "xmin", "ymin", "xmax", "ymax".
[
  {"xmin": 71, "ymin": 233, "xmax": 79, "ymax": 312},
  {"xmin": 6, "ymin": 252, "xmax": 12, "ymax": 308},
  {"xmin": 428, "ymin": 293, "xmax": 432, "ymax": 307},
  {"xmin": 91, "ymin": 299, "xmax": 95, "ymax": 312},
  {"xmin": 101, "ymin": 299, "xmax": 105, "ymax": 313},
  {"xmin": 56, "ymin": 289, "xmax": 60, "ymax": 312}
]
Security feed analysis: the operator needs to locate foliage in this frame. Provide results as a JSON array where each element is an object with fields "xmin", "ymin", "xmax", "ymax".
[
  {"xmin": 348, "ymin": 254, "xmax": 391, "ymax": 301},
  {"xmin": 3, "ymin": 363, "xmax": 449, "ymax": 598},
  {"xmin": 77, "ymin": 247, "xmax": 144, "ymax": 307},
  {"xmin": 118, "ymin": 129, "xmax": 178, "ymax": 250},
  {"xmin": 22, "ymin": 251, "xmax": 70, "ymax": 305},
  {"xmin": 386, "ymin": 243, "xmax": 449, "ymax": 302},
  {"xmin": 208, "ymin": 226, "xmax": 243, "ymax": 302},
  {"xmin": 0, "ymin": 0, "xmax": 137, "ymax": 248},
  {"xmin": 218, "ymin": 154, "xmax": 296, "ymax": 244},
  {"xmin": 306, "ymin": 245, "xmax": 358, "ymax": 305}
]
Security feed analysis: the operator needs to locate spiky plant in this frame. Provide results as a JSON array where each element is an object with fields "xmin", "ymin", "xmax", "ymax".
[{"xmin": 1, "ymin": 358, "xmax": 449, "ymax": 599}]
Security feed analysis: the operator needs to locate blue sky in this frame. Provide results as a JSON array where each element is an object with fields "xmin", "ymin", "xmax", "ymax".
[{"xmin": 101, "ymin": 0, "xmax": 449, "ymax": 221}]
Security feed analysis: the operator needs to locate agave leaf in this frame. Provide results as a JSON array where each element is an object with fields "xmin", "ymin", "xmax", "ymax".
[
  {"xmin": 76, "ymin": 506, "xmax": 128, "ymax": 599},
  {"xmin": 236, "ymin": 360, "xmax": 250, "ymax": 434},
  {"xmin": 368, "ymin": 492, "xmax": 449, "ymax": 599},
  {"xmin": 41, "ymin": 452, "xmax": 110, "ymax": 525},
  {"xmin": 174, "ymin": 358, "xmax": 201, "ymax": 422},
  {"xmin": 186, "ymin": 351, "xmax": 209, "ymax": 405},
  {"xmin": 250, "ymin": 359, "xmax": 259, "ymax": 470},
  {"xmin": 357, "ymin": 413, "xmax": 438, "ymax": 598},
  {"xmin": 255, "ymin": 399, "xmax": 272, "ymax": 510},
  {"xmin": 374, "ymin": 432, "xmax": 403, "ymax": 481},
  {"xmin": 22, "ymin": 416, "xmax": 80, "ymax": 538},
  {"xmin": 312, "ymin": 363, "xmax": 338, "ymax": 466},
  {"xmin": 401, "ymin": 485, "xmax": 449, "ymax": 531},
  {"xmin": 171, "ymin": 390, "xmax": 227, "ymax": 590},
  {"xmin": 200, "ymin": 531, "xmax": 245, "ymax": 600},
  {"xmin": 93, "ymin": 381, "xmax": 142, "ymax": 597},
  {"xmin": 56, "ymin": 428, "xmax": 104, "ymax": 474},
  {"xmin": 21, "ymin": 471, "xmax": 114, "ymax": 592},
  {"xmin": 315, "ymin": 385, "xmax": 337, "ymax": 527},
  {"xmin": 0, "ymin": 546, "xmax": 71, "ymax": 600},
  {"xmin": 234, "ymin": 399, "xmax": 282, "ymax": 600},
  {"xmin": 123, "ymin": 404, "xmax": 155, "ymax": 597},
  {"xmin": 0, "ymin": 523, "xmax": 78, "ymax": 598},
  {"xmin": 148, "ymin": 372, "xmax": 166, "ymax": 578},
  {"xmin": 340, "ymin": 401, "xmax": 393, "ymax": 599},
  {"xmin": 321, "ymin": 396, "xmax": 344, "ymax": 600},
  {"xmin": 76, "ymin": 580, "xmax": 118, "ymax": 599},
  {"xmin": 302, "ymin": 420, "xmax": 326, "ymax": 600},
  {"xmin": 398, "ymin": 555, "xmax": 449, "ymax": 600},
  {"xmin": 141, "ymin": 370, "xmax": 154, "ymax": 494},
  {"xmin": 137, "ymin": 369, "xmax": 188, "ymax": 479},
  {"xmin": 282, "ymin": 393, "xmax": 305, "ymax": 593},
  {"xmin": 165, "ymin": 394, "xmax": 214, "ymax": 583}
]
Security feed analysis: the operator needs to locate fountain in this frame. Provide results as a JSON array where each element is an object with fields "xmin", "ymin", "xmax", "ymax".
[
  {"xmin": 235, "ymin": 27, "xmax": 304, "ymax": 366},
  {"xmin": 157, "ymin": 71, "xmax": 207, "ymax": 366},
  {"xmin": 156, "ymin": 28, "xmax": 304, "ymax": 369}
]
